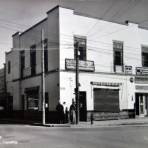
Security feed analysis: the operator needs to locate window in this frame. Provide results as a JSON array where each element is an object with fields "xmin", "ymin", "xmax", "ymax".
[
  {"xmin": 44, "ymin": 39, "xmax": 48, "ymax": 72},
  {"xmin": 113, "ymin": 41, "xmax": 123, "ymax": 72},
  {"xmin": 8, "ymin": 61, "xmax": 11, "ymax": 74},
  {"xmin": 30, "ymin": 45, "xmax": 36, "ymax": 76},
  {"xmin": 20, "ymin": 50, "xmax": 25, "ymax": 78},
  {"xmin": 142, "ymin": 46, "xmax": 148, "ymax": 67},
  {"xmin": 27, "ymin": 97, "xmax": 38, "ymax": 110},
  {"xmin": 74, "ymin": 37, "xmax": 86, "ymax": 60},
  {"xmin": 26, "ymin": 87, "xmax": 39, "ymax": 111}
]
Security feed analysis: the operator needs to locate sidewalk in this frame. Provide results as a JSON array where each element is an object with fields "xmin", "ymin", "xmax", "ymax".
[
  {"xmin": 1, "ymin": 117, "xmax": 148, "ymax": 128},
  {"xmin": 70, "ymin": 117, "xmax": 148, "ymax": 128}
]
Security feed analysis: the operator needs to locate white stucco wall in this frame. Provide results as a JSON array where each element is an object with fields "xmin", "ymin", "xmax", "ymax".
[
  {"xmin": 59, "ymin": 7, "xmax": 148, "ymax": 73},
  {"xmin": 60, "ymin": 71, "xmax": 135, "ymax": 111},
  {"xmin": 58, "ymin": 7, "xmax": 148, "ymax": 111}
]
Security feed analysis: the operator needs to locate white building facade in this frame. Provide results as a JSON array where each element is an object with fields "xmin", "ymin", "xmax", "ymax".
[{"xmin": 6, "ymin": 6, "xmax": 148, "ymax": 121}]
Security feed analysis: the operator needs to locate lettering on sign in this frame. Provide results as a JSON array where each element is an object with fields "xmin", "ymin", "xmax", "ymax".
[
  {"xmin": 125, "ymin": 65, "xmax": 132, "ymax": 74},
  {"xmin": 90, "ymin": 81, "xmax": 122, "ymax": 87},
  {"xmin": 65, "ymin": 59, "xmax": 95, "ymax": 72},
  {"xmin": 136, "ymin": 67, "xmax": 148, "ymax": 75}
]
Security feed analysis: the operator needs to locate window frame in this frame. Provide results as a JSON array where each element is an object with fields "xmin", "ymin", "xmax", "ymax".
[
  {"xmin": 30, "ymin": 45, "xmax": 36, "ymax": 76},
  {"xmin": 141, "ymin": 45, "xmax": 148, "ymax": 67},
  {"xmin": 74, "ymin": 36, "xmax": 87, "ymax": 61},
  {"xmin": 113, "ymin": 40, "xmax": 124, "ymax": 72},
  {"xmin": 8, "ymin": 61, "xmax": 11, "ymax": 74}
]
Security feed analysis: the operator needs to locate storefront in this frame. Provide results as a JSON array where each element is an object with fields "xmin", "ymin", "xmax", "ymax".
[
  {"xmin": 24, "ymin": 86, "xmax": 39, "ymax": 111},
  {"xmin": 135, "ymin": 93, "xmax": 148, "ymax": 117},
  {"xmin": 135, "ymin": 76, "xmax": 148, "ymax": 117}
]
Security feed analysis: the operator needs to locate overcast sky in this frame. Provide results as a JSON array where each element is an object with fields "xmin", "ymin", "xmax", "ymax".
[{"xmin": 0, "ymin": 0, "xmax": 148, "ymax": 68}]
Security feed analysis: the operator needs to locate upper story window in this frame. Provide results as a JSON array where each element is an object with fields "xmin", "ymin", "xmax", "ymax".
[
  {"xmin": 44, "ymin": 39, "xmax": 48, "ymax": 72},
  {"xmin": 30, "ymin": 45, "xmax": 36, "ymax": 76},
  {"xmin": 142, "ymin": 46, "xmax": 148, "ymax": 67},
  {"xmin": 8, "ymin": 61, "xmax": 11, "ymax": 74},
  {"xmin": 20, "ymin": 50, "xmax": 25, "ymax": 78},
  {"xmin": 74, "ymin": 36, "xmax": 86, "ymax": 61},
  {"xmin": 113, "ymin": 41, "xmax": 123, "ymax": 66}
]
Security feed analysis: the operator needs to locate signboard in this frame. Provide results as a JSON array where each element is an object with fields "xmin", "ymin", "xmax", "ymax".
[
  {"xmin": 136, "ymin": 67, "xmax": 148, "ymax": 75},
  {"xmin": 90, "ymin": 81, "xmax": 122, "ymax": 87},
  {"xmin": 125, "ymin": 65, "xmax": 132, "ymax": 74},
  {"xmin": 65, "ymin": 59, "xmax": 95, "ymax": 72}
]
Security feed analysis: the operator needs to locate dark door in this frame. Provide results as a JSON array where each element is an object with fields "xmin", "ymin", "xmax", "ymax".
[
  {"xmin": 79, "ymin": 91, "xmax": 87, "ymax": 121},
  {"xmin": 135, "ymin": 94, "xmax": 139, "ymax": 115},
  {"xmin": 8, "ymin": 96, "xmax": 13, "ymax": 111},
  {"xmin": 94, "ymin": 88, "xmax": 119, "ymax": 112}
]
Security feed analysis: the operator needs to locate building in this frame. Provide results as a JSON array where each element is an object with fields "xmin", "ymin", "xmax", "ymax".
[
  {"xmin": 5, "ymin": 6, "xmax": 148, "ymax": 122},
  {"xmin": 0, "ymin": 67, "xmax": 6, "ymax": 111}
]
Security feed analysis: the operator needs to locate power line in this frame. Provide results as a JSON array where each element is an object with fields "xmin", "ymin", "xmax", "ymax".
[{"xmin": 0, "ymin": 18, "xmax": 29, "ymax": 28}]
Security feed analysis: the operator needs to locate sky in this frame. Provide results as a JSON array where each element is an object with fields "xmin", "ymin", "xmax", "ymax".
[{"xmin": 0, "ymin": 0, "xmax": 148, "ymax": 68}]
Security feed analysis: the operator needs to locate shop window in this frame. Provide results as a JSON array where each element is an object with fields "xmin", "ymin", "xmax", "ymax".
[
  {"xmin": 25, "ymin": 87, "xmax": 39, "ymax": 111},
  {"xmin": 142, "ymin": 46, "xmax": 148, "ymax": 67},
  {"xmin": 74, "ymin": 36, "xmax": 86, "ymax": 61},
  {"xmin": 27, "ymin": 97, "xmax": 38, "ymax": 110}
]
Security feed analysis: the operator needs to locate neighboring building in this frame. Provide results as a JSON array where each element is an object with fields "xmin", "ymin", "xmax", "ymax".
[
  {"xmin": 0, "ymin": 67, "xmax": 6, "ymax": 110},
  {"xmin": 5, "ymin": 6, "xmax": 148, "ymax": 121}
]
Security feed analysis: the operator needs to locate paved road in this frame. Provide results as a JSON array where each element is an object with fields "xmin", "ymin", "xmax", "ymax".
[{"xmin": 0, "ymin": 124, "xmax": 148, "ymax": 148}]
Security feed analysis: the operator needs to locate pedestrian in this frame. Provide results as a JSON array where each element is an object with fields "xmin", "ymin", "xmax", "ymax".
[
  {"xmin": 65, "ymin": 107, "xmax": 69, "ymax": 123},
  {"xmin": 69, "ymin": 99, "xmax": 76, "ymax": 124},
  {"xmin": 56, "ymin": 101, "xmax": 64, "ymax": 124},
  {"xmin": 90, "ymin": 112, "xmax": 94, "ymax": 125}
]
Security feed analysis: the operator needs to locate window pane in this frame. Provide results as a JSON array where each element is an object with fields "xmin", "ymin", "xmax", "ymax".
[
  {"xmin": 8, "ymin": 61, "xmax": 11, "ymax": 74},
  {"xmin": 74, "ymin": 37, "xmax": 86, "ymax": 60},
  {"xmin": 113, "ymin": 41, "xmax": 123, "ymax": 66},
  {"xmin": 142, "ymin": 46, "xmax": 148, "ymax": 67},
  {"xmin": 30, "ymin": 45, "xmax": 36, "ymax": 75}
]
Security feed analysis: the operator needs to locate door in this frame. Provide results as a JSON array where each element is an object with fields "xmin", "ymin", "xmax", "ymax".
[
  {"xmin": 136, "ymin": 94, "xmax": 147, "ymax": 117},
  {"xmin": 93, "ymin": 88, "xmax": 119, "ymax": 112},
  {"xmin": 79, "ymin": 91, "xmax": 87, "ymax": 121},
  {"xmin": 139, "ymin": 95, "xmax": 146, "ymax": 117}
]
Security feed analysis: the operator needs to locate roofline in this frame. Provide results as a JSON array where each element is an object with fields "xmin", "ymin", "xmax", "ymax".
[
  {"xmin": 74, "ymin": 11, "xmax": 148, "ymax": 31},
  {"xmin": 12, "ymin": 5, "xmax": 148, "ymax": 38},
  {"xmin": 74, "ymin": 11, "xmax": 130, "ymax": 27},
  {"xmin": 20, "ymin": 18, "xmax": 47, "ymax": 36},
  {"xmin": 5, "ymin": 50, "xmax": 12, "ymax": 55},
  {"xmin": 46, "ymin": 5, "xmax": 74, "ymax": 14}
]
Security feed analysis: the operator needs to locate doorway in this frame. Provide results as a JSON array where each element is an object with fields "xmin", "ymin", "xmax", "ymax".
[
  {"xmin": 79, "ymin": 91, "xmax": 87, "ymax": 121},
  {"xmin": 135, "ymin": 93, "xmax": 148, "ymax": 117}
]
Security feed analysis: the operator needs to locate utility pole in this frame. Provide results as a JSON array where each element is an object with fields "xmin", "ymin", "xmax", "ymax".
[
  {"xmin": 75, "ymin": 41, "xmax": 80, "ymax": 124},
  {"xmin": 41, "ymin": 29, "xmax": 45, "ymax": 125}
]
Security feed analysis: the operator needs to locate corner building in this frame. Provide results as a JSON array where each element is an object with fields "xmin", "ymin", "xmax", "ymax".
[{"xmin": 6, "ymin": 6, "xmax": 148, "ymax": 121}]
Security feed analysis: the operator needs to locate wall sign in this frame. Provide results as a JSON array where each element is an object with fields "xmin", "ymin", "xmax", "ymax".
[
  {"xmin": 65, "ymin": 59, "xmax": 95, "ymax": 72},
  {"xmin": 136, "ymin": 67, "xmax": 148, "ymax": 75},
  {"xmin": 125, "ymin": 65, "xmax": 132, "ymax": 74},
  {"xmin": 90, "ymin": 81, "xmax": 122, "ymax": 87}
]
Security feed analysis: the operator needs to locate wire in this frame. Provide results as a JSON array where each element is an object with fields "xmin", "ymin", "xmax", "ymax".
[
  {"xmin": 110, "ymin": 0, "xmax": 132, "ymax": 20},
  {"xmin": 112, "ymin": 0, "xmax": 142, "ymax": 21},
  {"xmin": 85, "ymin": 0, "xmax": 119, "ymax": 36},
  {"xmin": 0, "ymin": 18, "xmax": 29, "ymax": 28}
]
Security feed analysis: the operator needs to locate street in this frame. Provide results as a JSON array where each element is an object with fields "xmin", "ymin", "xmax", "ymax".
[{"xmin": 0, "ymin": 124, "xmax": 148, "ymax": 148}]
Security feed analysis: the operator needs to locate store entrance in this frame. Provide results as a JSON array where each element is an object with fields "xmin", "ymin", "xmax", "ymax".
[
  {"xmin": 135, "ymin": 93, "xmax": 148, "ymax": 117},
  {"xmin": 79, "ymin": 91, "xmax": 87, "ymax": 121}
]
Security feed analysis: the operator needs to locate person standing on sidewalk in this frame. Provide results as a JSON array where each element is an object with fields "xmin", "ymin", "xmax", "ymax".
[
  {"xmin": 69, "ymin": 99, "xmax": 76, "ymax": 124},
  {"xmin": 56, "ymin": 102, "xmax": 64, "ymax": 124}
]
